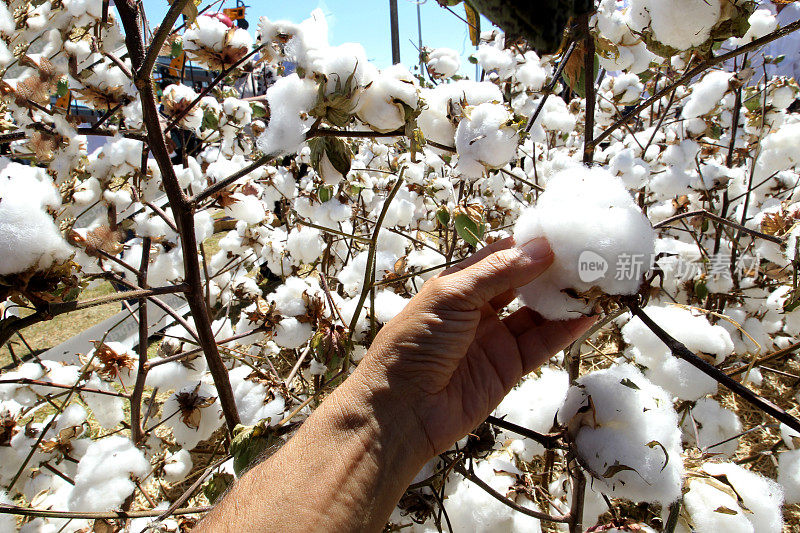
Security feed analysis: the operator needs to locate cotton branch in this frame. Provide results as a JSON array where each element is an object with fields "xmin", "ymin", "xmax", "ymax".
[
  {"xmin": 627, "ymin": 299, "xmax": 800, "ymax": 434},
  {"xmin": 116, "ymin": 0, "xmax": 241, "ymax": 431}
]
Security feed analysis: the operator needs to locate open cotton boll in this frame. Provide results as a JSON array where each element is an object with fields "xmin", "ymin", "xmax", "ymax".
[
  {"xmin": 373, "ymin": 290, "xmax": 409, "ymax": 323},
  {"xmin": 754, "ymin": 122, "xmax": 800, "ymax": 180},
  {"xmin": 513, "ymin": 166, "xmax": 655, "ymax": 320},
  {"xmin": 558, "ymin": 364, "xmax": 684, "ymax": 505},
  {"xmin": 626, "ymin": 0, "xmax": 722, "ymax": 50},
  {"xmin": 494, "ymin": 367, "xmax": 568, "ymax": 459},
  {"xmin": 694, "ymin": 462, "xmax": 784, "ymax": 532},
  {"xmin": 681, "ymin": 70, "xmax": 732, "ymax": 119},
  {"xmin": 730, "ymin": 8, "xmax": 777, "ymax": 45},
  {"xmin": 417, "ymin": 81, "xmax": 503, "ymax": 146},
  {"xmin": 286, "ymin": 226, "xmax": 325, "ymax": 265},
  {"xmin": 427, "ymin": 47, "xmax": 460, "ymax": 79},
  {"xmin": 455, "ymin": 103, "xmax": 519, "ymax": 180},
  {"xmin": 256, "ymin": 74, "xmax": 317, "ymax": 156},
  {"xmin": 621, "ymin": 305, "xmax": 732, "ymax": 400},
  {"xmin": 356, "ymin": 64, "xmax": 419, "ymax": 133},
  {"xmin": 228, "ymin": 365, "xmax": 286, "ymax": 426},
  {"xmin": 682, "ymin": 398, "xmax": 742, "ymax": 458},
  {"xmin": 474, "ymin": 44, "xmax": 515, "ymax": 79},
  {"xmin": 162, "ymin": 382, "xmax": 223, "ymax": 450},
  {"xmin": 81, "ymin": 376, "xmax": 125, "ymax": 430},
  {"xmin": 68, "ymin": 436, "xmax": 149, "ymax": 512},
  {"xmin": 0, "ymin": 162, "xmax": 72, "ymax": 276},
  {"xmin": 441, "ymin": 455, "xmax": 542, "ymax": 533},
  {"xmin": 273, "ymin": 317, "xmax": 313, "ymax": 349},
  {"xmin": 224, "ymin": 193, "xmax": 266, "ymax": 225},
  {"xmin": 781, "ymin": 422, "xmax": 800, "ymax": 449},
  {"xmin": 268, "ymin": 275, "xmax": 323, "ymax": 317},
  {"xmin": 163, "ymin": 448, "xmax": 193, "ymax": 483}
]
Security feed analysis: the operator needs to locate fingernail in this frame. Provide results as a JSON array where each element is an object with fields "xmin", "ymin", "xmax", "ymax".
[{"xmin": 520, "ymin": 237, "xmax": 552, "ymax": 261}]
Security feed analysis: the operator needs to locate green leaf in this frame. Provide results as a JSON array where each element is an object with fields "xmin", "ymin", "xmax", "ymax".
[
  {"xmin": 250, "ymin": 102, "xmax": 267, "ymax": 119},
  {"xmin": 170, "ymin": 39, "xmax": 183, "ymax": 58},
  {"xmin": 56, "ymin": 78, "xmax": 69, "ymax": 98},
  {"xmin": 436, "ymin": 206, "xmax": 450, "ymax": 227},
  {"xmin": 454, "ymin": 208, "xmax": 484, "ymax": 247},
  {"xmin": 230, "ymin": 421, "xmax": 278, "ymax": 477},
  {"xmin": 318, "ymin": 186, "xmax": 332, "ymax": 203},
  {"xmin": 202, "ymin": 472, "xmax": 234, "ymax": 504},
  {"xmin": 325, "ymin": 137, "xmax": 352, "ymax": 177},
  {"xmin": 201, "ymin": 108, "xmax": 219, "ymax": 130},
  {"xmin": 694, "ymin": 280, "xmax": 709, "ymax": 300}
]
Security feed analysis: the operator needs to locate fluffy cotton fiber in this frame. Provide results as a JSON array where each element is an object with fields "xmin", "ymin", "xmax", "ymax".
[
  {"xmin": 622, "ymin": 305, "xmax": 734, "ymax": 400},
  {"xmin": 513, "ymin": 166, "xmax": 655, "ymax": 320},
  {"xmin": 455, "ymin": 102, "xmax": 519, "ymax": 180},
  {"xmin": 558, "ymin": 364, "xmax": 684, "ymax": 505}
]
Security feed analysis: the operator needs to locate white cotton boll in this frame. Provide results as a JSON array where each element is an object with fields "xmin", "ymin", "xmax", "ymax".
[
  {"xmin": 418, "ymin": 81, "xmax": 503, "ymax": 146},
  {"xmin": 621, "ymin": 305, "xmax": 733, "ymax": 400},
  {"xmin": 609, "ymin": 148, "xmax": 650, "ymax": 189},
  {"xmin": 163, "ymin": 449, "xmax": 193, "ymax": 483},
  {"xmin": 442, "ymin": 455, "xmax": 541, "ymax": 532},
  {"xmin": 194, "ymin": 210, "xmax": 214, "ymax": 242},
  {"xmin": 357, "ymin": 64, "xmax": 419, "ymax": 133},
  {"xmin": 0, "ymin": 162, "xmax": 72, "ymax": 275},
  {"xmin": 273, "ymin": 318, "xmax": 313, "ymax": 349},
  {"xmin": 682, "ymin": 71, "xmax": 732, "ymax": 119},
  {"xmin": 309, "ymin": 42, "xmax": 374, "ymax": 98},
  {"xmin": 558, "ymin": 364, "xmax": 684, "ymax": 505},
  {"xmin": 427, "ymin": 48, "xmax": 460, "ymax": 79},
  {"xmin": 494, "ymin": 368, "xmax": 568, "ymax": 459},
  {"xmin": 54, "ymin": 403, "xmax": 87, "ymax": 433},
  {"xmin": 373, "ymin": 290, "xmax": 409, "ymax": 323},
  {"xmin": 731, "ymin": 9, "xmax": 777, "ymax": 45},
  {"xmin": 627, "ymin": 0, "xmax": 721, "ymax": 50},
  {"xmin": 755, "ymin": 122, "xmax": 800, "ymax": 181},
  {"xmin": 682, "ymin": 398, "xmax": 742, "ymax": 458},
  {"xmin": 257, "ymin": 74, "xmax": 317, "ymax": 156},
  {"xmin": 229, "ymin": 366, "xmax": 285, "ymax": 426},
  {"xmin": 455, "ymin": 102, "xmax": 519, "ymax": 180},
  {"xmin": 475, "ymin": 44, "xmax": 515, "ymax": 79},
  {"xmin": 72, "ymin": 177, "xmax": 101, "ymax": 206},
  {"xmin": 81, "ymin": 376, "xmax": 125, "ymax": 430},
  {"xmin": 681, "ymin": 478, "xmax": 753, "ymax": 533},
  {"xmin": 513, "ymin": 166, "xmax": 655, "ymax": 320},
  {"xmin": 0, "ymin": 1, "xmax": 14, "ymax": 35},
  {"xmin": 145, "ymin": 360, "xmax": 190, "ymax": 390},
  {"xmin": 162, "ymin": 382, "xmax": 223, "ymax": 450},
  {"xmin": 696, "ymin": 462, "xmax": 784, "ymax": 532},
  {"xmin": 224, "ymin": 193, "xmax": 266, "ymax": 225},
  {"xmin": 268, "ymin": 276, "xmax": 322, "ymax": 316},
  {"xmin": 514, "ymin": 51, "xmax": 547, "ymax": 91},
  {"xmin": 286, "ymin": 226, "xmax": 325, "ymax": 264},
  {"xmin": 779, "ymin": 449, "xmax": 800, "ymax": 504},
  {"xmin": 68, "ymin": 436, "xmax": 149, "ymax": 512}
]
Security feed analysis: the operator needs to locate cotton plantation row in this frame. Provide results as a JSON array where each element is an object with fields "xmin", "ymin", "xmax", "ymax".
[{"xmin": 1, "ymin": 0, "xmax": 800, "ymax": 530}]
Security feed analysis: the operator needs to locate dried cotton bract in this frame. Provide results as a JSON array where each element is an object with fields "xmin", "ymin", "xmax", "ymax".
[{"xmin": 513, "ymin": 166, "xmax": 655, "ymax": 320}]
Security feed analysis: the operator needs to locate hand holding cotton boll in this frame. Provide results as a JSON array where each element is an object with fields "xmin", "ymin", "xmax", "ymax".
[{"xmin": 513, "ymin": 166, "xmax": 656, "ymax": 320}]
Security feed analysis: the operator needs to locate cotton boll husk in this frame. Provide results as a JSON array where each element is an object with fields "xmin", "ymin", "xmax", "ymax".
[
  {"xmin": 558, "ymin": 364, "xmax": 684, "ymax": 505},
  {"xmin": 681, "ymin": 70, "xmax": 732, "ymax": 119},
  {"xmin": 682, "ymin": 398, "xmax": 742, "ymax": 458},
  {"xmin": 698, "ymin": 462, "xmax": 784, "ymax": 532},
  {"xmin": 454, "ymin": 103, "xmax": 519, "ymax": 180},
  {"xmin": 256, "ymin": 74, "xmax": 317, "ymax": 155},
  {"xmin": 162, "ymin": 382, "xmax": 223, "ymax": 450},
  {"xmin": 273, "ymin": 317, "xmax": 313, "ymax": 349},
  {"xmin": 494, "ymin": 367, "xmax": 569, "ymax": 459},
  {"xmin": 163, "ymin": 448, "xmax": 193, "ymax": 483},
  {"xmin": 68, "ymin": 436, "xmax": 149, "ymax": 512},
  {"xmin": 513, "ymin": 166, "xmax": 655, "ymax": 320}
]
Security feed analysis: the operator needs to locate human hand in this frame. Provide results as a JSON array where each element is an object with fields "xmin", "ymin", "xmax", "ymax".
[{"xmin": 349, "ymin": 236, "xmax": 596, "ymax": 462}]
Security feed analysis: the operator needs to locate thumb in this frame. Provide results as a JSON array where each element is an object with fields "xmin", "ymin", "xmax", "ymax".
[{"xmin": 435, "ymin": 237, "xmax": 553, "ymax": 310}]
